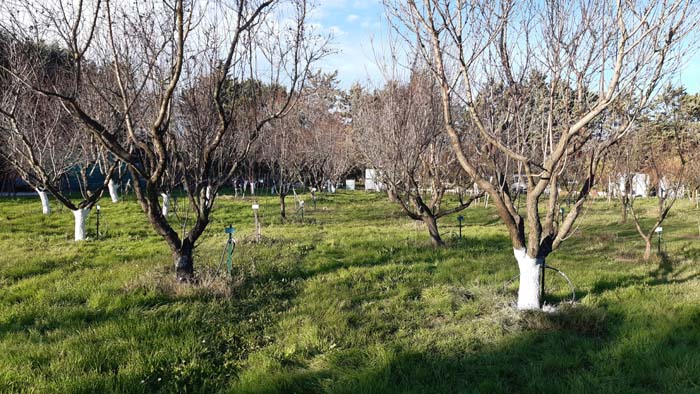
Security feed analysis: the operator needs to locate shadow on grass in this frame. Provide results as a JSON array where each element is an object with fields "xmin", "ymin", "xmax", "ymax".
[
  {"xmin": 239, "ymin": 304, "xmax": 700, "ymax": 394},
  {"xmin": 240, "ymin": 303, "xmax": 700, "ymax": 394},
  {"xmin": 590, "ymin": 252, "xmax": 700, "ymax": 297}
]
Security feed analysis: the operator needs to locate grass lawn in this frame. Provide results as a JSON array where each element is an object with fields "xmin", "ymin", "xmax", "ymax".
[{"xmin": 1, "ymin": 191, "xmax": 700, "ymax": 393}]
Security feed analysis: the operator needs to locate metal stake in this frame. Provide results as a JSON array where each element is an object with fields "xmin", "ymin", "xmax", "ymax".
[
  {"xmin": 96, "ymin": 205, "xmax": 101, "ymax": 240},
  {"xmin": 252, "ymin": 203, "xmax": 261, "ymax": 243}
]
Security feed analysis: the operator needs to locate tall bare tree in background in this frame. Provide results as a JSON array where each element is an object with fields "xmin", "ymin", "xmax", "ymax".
[
  {"xmin": 262, "ymin": 71, "xmax": 352, "ymax": 219},
  {"xmin": 2, "ymin": 0, "xmax": 326, "ymax": 280},
  {"xmin": 386, "ymin": 0, "xmax": 699, "ymax": 309},
  {"xmin": 296, "ymin": 71, "xmax": 354, "ymax": 194},
  {"xmin": 263, "ymin": 91, "xmax": 307, "ymax": 220},
  {"xmin": 353, "ymin": 71, "xmax": 479, "ymax": 246}
]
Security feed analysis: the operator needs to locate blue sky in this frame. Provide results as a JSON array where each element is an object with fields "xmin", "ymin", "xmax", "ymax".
[
  {"xmin": 312, "ymin": 0, "xmax": 700, "ymax": 93},
  {"xmin": 309, "ymin": 0, "xmax": 387, "ymax": 88}
]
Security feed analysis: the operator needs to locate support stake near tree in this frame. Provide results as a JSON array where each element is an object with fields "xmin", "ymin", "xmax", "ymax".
[
  {"xmin": 457, "ymin": 215, "xmax": 464, "ymax": 239},
  {"xmin": 217, "ymin": 226, "xmax": 236, "ymax": 275},
  {"xmin": 252, "ymin": 203, "xmax": 261, "ymax": 243}
]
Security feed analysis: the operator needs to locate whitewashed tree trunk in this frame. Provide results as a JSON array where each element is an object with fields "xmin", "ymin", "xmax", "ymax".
[
  {"xmin": 205, "ymin": 185, "xmax": 213, "ymax": 202},
  {"xmin": 37, "ymin": 189, "xmax": 51, "ymax": 215},
  {"xmin": 108, "ymin": 179, "xmax": 119, "ymax": 203},
  {"xmin": 161, "ymin": 193, "xmax": 171, "ymax": 216},
  {"xmin": 72, "ymin": 208, "xmax": 91, "ymax": 241},
  {"xmin": 250, "ymin": 181, "xmax": 255, "ymax": 195},
  {"xmin": 514, "ymin": 248, "xmax": 542, "ymax": 310}
]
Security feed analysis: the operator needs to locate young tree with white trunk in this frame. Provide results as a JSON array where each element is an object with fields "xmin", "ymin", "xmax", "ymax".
[
  {"xmin": 2, "ymin": 0, "xmax": 326, "ymax": 280},
  {"xmin": 385, "ymin": 0, "xmax": 699, "ymax": 309},
  {"xmin": 0, "ymin": 35, "xmax": 117, "ymax": 240}
]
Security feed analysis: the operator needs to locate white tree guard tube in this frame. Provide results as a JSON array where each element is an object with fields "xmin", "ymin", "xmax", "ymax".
[
  {"xmin": 37, "ymin": 189, "xmax": 51, "ymax": 214},
  {"xmin": 108, "ymin": 179, "xmax": 119, "ymax": 203},
  {"xmin": 72, "ymin": 208, "xmax": 90, "ymax": 241},
  {"xmin": 514, "ymin": 248, "xmax": 542, "ymax": 310},
  {"xmin": 161, "ymin": 192, "xmax": 171, "ymax": 216}
]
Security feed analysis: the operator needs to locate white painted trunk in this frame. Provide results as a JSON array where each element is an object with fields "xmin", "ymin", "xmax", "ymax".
[
  {"xmin": 205, "ymin": 186, "xmax": 213, "ymax": 202},
  {"xmin": 161, "ymin": 193, "xmax": 171, "ymax": 216},
  {"xmin": 514, "ymin": 248, "xmax": 542, "ymax": 310},
  {"xmin": 250, "ymin": 181, "xmax": 255, "ymax": 195},
  {"xmin": 108, "ymin": 179, "xmax": 119, "ymax": 203},
  {"xmin": 37, "ymin": 189, "xmax": 51, "ymax": 214},
  {"xmin": 72, "ymin": 208, "xmax": 90, "ymax": 241}
]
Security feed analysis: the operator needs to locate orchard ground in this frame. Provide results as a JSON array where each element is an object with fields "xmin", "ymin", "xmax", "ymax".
[{"xmin": 1, "ymin": 191, "xmax": 700, "ymax": 393}]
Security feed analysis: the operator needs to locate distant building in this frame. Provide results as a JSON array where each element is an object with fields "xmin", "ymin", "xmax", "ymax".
[
  {"xmin": 610, "ymin": 173, "xmax": 649, "ymax": 197},
  {"xmin": 364, "ymin": 169, "xmax": 385, "ymax": 192}
]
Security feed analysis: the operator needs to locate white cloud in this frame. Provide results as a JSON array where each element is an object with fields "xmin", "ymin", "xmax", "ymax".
[
  {"xmin": 346, "ymin": 14, "xmax": 359, "ymax": 23},
  {"xmin": 329, "ymin": 26, "xmax": 347, "ymax": 37}
]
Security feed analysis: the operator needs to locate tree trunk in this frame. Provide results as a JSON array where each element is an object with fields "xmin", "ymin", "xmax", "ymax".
[
  {"xmin": 387, "ymin": 188, "xmax": 398, "ymax": 202},
  {"xmin": 250, "ymin": 180, "xmax": 255, "ymax": 195},
  {"xmin": 161, "ymin": 192, "xmax": 171, "ymax": 216},
  {"xmin": 174, "ymin": 244, "xmax": 194, "ymax": 282},
  {"xmin": 280, "ymin": 193, "xmax": 287, "ymax": 219},
  {"xmin": 621, "ymin": 197, "xmax": 628, "ymax": 223},
  {"xmin": 643, "ymin": 238, "xmax": 652, "ymax": 261},
  {"xmin": 72, "ymin": 208, "xmax": 90, "ymax": 241},
  {"xmin": 205, "ymin": 185, "xmax": 213, "ymax": 202},
  {"xmin": 108, "ymin": 179, "xmax": 119, "ymax": 203},
  {"xmin": 514, "ymin": 248, "xmax": 542, "ymax": 310},
  {"xmin": 423, "ymin": 214, "xmax": 444, "ymax": 246},
  {"xmin": 37, "ymin": 189, "xmax": 51, "ymax": 215}
]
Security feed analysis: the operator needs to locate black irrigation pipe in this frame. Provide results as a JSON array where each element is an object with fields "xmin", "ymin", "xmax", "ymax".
[{"xmin": 503, "ymin": 264, "xmax": 576, "ymax": 304}]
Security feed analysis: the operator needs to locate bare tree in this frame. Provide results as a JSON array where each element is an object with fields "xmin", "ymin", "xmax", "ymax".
[
  {"xmin": 622, "ymin": 86, "xmax": 699, "ymax": 259},
  {"xmin": 386, "ymin": 0, "xmax": 699, "ymax": 309},
  {"xmin": 679, "ymin": 93, "xmax": 700, "ymax": 238},
  {"xmin": 2, "ymin": 0, "xmax": 326, "ymax": 280},
  {"xmin": 260, "ymin": 71, "xmax": 351, "ymax": 219},
  {"xmin": 261, "ymin": 87, "xmax": 307, "ymax": 220},
  {"xmin": 0, "ymin": 35, "xmax": 116, "ymax": 240},
  {"xmin": 297, "ymin": 71, "xmax": 354, "ymax": 194},
  {"xmin": 353, "ymin": 71, "xmax": 480, "ymax": 246}
]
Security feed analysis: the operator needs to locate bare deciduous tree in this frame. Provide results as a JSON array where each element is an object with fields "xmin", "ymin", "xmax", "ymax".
[
  {"xmin": 2, "ymin": 0, "xmax": 326, "ymax": 280},
  {"xmin": 621, "ymin": 86, "xmax": 699, "ymax": 259},
  {"xmin": 386, "ymin": 0, "xmax": 699, "ymax": 309},
  {"xmin": 353, "ymin": 71, "xmax": 479, "ymax": 246},
  {"xmin": 0, "ymin": 35, "xmax": 116, "ymax": 240}
]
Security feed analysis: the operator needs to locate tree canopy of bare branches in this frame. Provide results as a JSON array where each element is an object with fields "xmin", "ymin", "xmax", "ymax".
[
  {"xmin": 1, "ymin": 0, "xmax": 327, "ymax": 279},
  {"xmin": 0, "ymin": 34, "xmax": 117, "ymax": 240},
  {"xmin": 385, "ymin": 0, "xmax": 700, "ymax": 309},
  {"xmin": 352, "ymin": 71, "xmax": 479, "ymax": 246}
]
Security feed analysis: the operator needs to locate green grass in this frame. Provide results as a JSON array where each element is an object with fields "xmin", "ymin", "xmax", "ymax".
[{"xmin": 1, "ymin": 191, "xmax": 700, "ymax": 393}]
